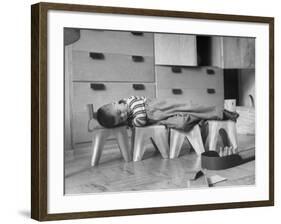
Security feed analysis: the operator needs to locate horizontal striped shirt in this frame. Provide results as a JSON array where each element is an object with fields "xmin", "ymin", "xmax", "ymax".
[{"xmin": 124, "ymin": 96, "xmax": 147, "ymax": 127}]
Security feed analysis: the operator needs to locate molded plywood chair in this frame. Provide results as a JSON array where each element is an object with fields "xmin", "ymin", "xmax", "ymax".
[
  {"xmin": 90, "ymin": 126, "xmax": 132, "ymax": 166},
  {"xmin": 169, "ymin": 124, "xmax": 205, "ymax": 159},
  {"xmin": 132, "ymin": 125, "xmax": 169, "ymax": 162},
  {"xmin": 204, "ymin": 120, "xmax": 238, "ymax": 152},
  {"xmin": 87, "ymin": 104, "xmax": 132, "ymax": 166}
]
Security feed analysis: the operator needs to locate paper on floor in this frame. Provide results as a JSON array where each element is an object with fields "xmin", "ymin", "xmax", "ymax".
[{"xmin": 207, "ymin": 175, "xmax": 227, "ymax": 185}]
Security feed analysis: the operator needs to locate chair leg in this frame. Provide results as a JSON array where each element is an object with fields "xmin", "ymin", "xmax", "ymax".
[
  {"xmin": 133, "ymin": 129, "xmax": 146, "ymax": 162},
  {"xmin": 226, "ymin": 122, "xmax": 239, "ymax": 152},
  {"xmin": 170, "ymin": 129, "xmax": 185, "ymax": 159},
  {"xmin": 206, "ymin": 122, "xmax": 219, "ymax": 151},
  {"xmin": 91, "ymin": 130, "xmax": 106, "ymax": 166},
  {"xmin": 115, "ymin": 127, "xmax": 132, "ymax": 162},
  {"xmin": 185, "ymin": 125, "xmax": 205, "ymax": 155},
  {"xmin": 152, "ymin": 128, "xmax": 169, "ymax": 159}
]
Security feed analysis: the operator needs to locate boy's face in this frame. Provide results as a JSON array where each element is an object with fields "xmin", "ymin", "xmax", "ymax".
[{"xmin": 110, "ymin": 101, "xmax": 128, "ymax": 125}]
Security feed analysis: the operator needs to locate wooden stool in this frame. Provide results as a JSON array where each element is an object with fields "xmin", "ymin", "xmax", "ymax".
[
  {"xmin": 91, "ymin": 126, "xmax": 131, "ymax": 166},
  {"xmin": 170, "ymin": 125, "xmax": 205, "ymax": 159},
  {"xmin": 132, "ymin": 125, "xmax": 169, "ymax": 162},
  {"xmin": 205, "ymin": 120, "xmax": 238, "ymax": 151}
]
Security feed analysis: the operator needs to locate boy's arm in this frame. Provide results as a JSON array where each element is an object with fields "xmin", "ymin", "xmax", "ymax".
[
  {"xmin": 132, "ymin": 116, "xmax": 147, "ymax": 127},
  {"xmin": 131, "ymin": 96, "xmax": 148, "ymax": 127}
]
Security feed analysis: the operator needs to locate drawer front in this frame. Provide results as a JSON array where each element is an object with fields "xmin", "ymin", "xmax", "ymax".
[
  {"xmin": 154, "ymin": 34, "xmax": 197, "ymax": 66},
  {"xmin": 72, "ymin": 82, "xmax": 156, "ymax": 144},
  {"xmin": 157, "ymin": 88, "xmax": 224, "ymax": 107},
  {"xmin": 156, "ymin": 66, "xmax": 223, "ymax": 89},
  {"xmin": 73, "ymin": 51, "xmax": 154, "ymax": 82},
  {"xmin": 72, "ymin": 30, "xmax": 154, "ymax": 56}
]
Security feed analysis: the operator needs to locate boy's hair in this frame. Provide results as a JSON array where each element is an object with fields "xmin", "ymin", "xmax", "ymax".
[{"xmin": 96, "ymin": 104, "xmax": 116, "ymax": 128}]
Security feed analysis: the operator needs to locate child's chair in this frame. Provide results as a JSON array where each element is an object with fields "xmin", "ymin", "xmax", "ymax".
[
  {"xmin": 204, "ymin": 120, "xmax": 238, "ymax": 152},
  {"xmin": 169, "ymin": 124, "xmax": 205, "ymax": 159},
  {"xmin": 132, "ymin": 125, "xmax": 169, "ymax": 162},
  {"xmin": 87, "ymin": 104, "xmax": 132, "ymax": 166}
]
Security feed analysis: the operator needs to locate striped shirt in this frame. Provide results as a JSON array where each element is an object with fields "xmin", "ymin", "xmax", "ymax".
[{"xmin": 124, "ymin": 96, "xmax": 147, "ymax": 127}]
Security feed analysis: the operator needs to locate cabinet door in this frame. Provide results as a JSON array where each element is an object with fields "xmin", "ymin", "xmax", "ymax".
[
  {"xmin": 154, "ymin": 34, "xmax": 197, "ymax": 66},
  {"xmin": 211, "ymin": 36, "xmax": 255, "ymax": 69}
]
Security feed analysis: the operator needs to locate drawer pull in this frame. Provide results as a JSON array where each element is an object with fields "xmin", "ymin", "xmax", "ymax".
[
  {"xmin": 171, "ymin": 66, "xmax": 182, "ymax": 73},
  {"xmin": 89, "ymin": 52, "xmax": 105, "ymax": 60},
  {"xmin": 131, "ymin": 31, "xmax": 144, "ymax": 36},
  {"xmin": 90, "ymin": 83, "xmax": 106, "ymax": 91},
  {"xmin": 132, "ymin": 55, "xmax": 144, "ymax": 62},
  {"xmin": 132, "ymin": 84, "xmax": 145, "ymax": 90},
  {"xmin": 206, "ymin": 69, "xmax": 215, "ymax": 75},
  {"xmin": 207, "ymin": 88, "xmax": 216, "ymax": 94},
  {"xmin": 172, "ymin": 89, "xmax": 183, "ymax": 95}
]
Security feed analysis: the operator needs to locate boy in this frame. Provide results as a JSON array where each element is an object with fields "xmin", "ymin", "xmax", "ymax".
[
  {"xmin": 96, "ymin": 96, "xmax": 239, "ymax": 132},
  {"xmin": 97, "ymin": 96, "xmax": 148, "ymax": 128}
]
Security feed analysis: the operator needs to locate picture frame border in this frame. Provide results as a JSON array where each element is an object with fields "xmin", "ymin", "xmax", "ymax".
[{"xmin": 31, "ymin": 2, "xmax": 274, "ymax": 221}]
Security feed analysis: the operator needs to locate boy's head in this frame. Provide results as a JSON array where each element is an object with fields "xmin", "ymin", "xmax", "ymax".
[{"xmin": 97, "ymin": 101, "xmax": 128, "ymax": 128}]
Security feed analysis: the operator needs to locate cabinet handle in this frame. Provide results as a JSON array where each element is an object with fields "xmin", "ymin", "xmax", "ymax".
[
  {"xmin": 171, "ymin": 66, "xmax": 182, "ymax": 73},
  {"xmin": 90, "ymin": 83, "xmax": 106, "ymax": 91},
  {"xmin": 132, "ymin": 84, "xmax": 145, "ymax": 90},
  {"xmin": 206, "ymin": 69, "xmax": 215, "ymax": 75},
  {"xmin": 172, "ymin": 89, "xmax": 183, "ymax": 95},
  {"xmin": 207, "ymin": 88, "xmax": 216, "ymax": 94},
  {"xmin": 89, "ymin": 52, "xmax": 105, "ymax": 60},
  {"xmin": 132, "ymin": 55, "xmax": 144, "ymax": 62},
  {"xmin": 131, "ymin": 31, "xmax": 144, "ymax": 36}
]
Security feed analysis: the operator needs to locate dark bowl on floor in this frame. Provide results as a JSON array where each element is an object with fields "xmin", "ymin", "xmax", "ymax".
[{"xmin": 201, "ymin": 151, "xmax": 243, "ymax": 170}]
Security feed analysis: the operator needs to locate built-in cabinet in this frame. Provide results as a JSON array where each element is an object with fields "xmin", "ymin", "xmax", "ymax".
[
  {"xmin": 210, "ymin": 36, "xmax": 255, "ymax": 69},
  {"xmin": 65, "ymin": 30, "xmax": 255, "ymax": 149}
]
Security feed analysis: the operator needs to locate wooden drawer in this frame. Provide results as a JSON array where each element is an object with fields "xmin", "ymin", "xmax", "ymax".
[
  {"xmin": 72, "ymin": 50, "xmax": 154, "ymax": 82},
  {"xmin": 72, "ymin": 82, "xmax": 156, "ymax": 144},
  {"xmin": 154, "ymin": 33, "xmax": 197, "ymax": 66},
  {"xmin": 72, "ymin": 30, "xmax": 154, "ymax": 56},
  {"xmin": 156, "ymin": 66, "xmax": 223, "ymax": 89},
  {"xmin": 157, "ymin": 88, "xmax": 224, "ymax": 107}
]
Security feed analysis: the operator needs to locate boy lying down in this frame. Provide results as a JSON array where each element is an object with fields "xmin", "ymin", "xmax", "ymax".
[{"xmin": 96, "ymin": 96, "xmax": 239, "ymax": 132}]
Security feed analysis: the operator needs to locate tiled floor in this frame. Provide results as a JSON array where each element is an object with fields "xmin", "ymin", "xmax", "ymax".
[{"xmin": 64, "ymin": 134, "xmax": 255, "ymax": 194}]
